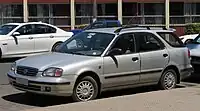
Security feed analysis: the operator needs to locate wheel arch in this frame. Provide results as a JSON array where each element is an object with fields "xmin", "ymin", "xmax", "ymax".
[
  {"xmin": 75, "ymin": 71, "xmax": 102, "ymax": 96},
  {"xmin": 162, "ymin": 65, "xmax": 180, "ymax": 84}
]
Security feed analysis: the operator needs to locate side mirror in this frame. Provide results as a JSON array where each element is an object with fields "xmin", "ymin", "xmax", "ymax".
[
  {"xmin": 12, "ymin": 32, "xmax": 20, "ymax": 37},
  {"xmin": 107, "ymin": 48, "xmax": 123, "ymax": 56},
  {"xmin": 184, "ymin": 39, "xmax": 193, "ymax": 45}
]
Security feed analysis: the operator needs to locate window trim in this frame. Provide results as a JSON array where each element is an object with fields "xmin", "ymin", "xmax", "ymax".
[
  {"xmin": 157, "ymin": 32, "xmax": 185, "ymax": 47},
  {"xmin": 15, "ymin": 24, "xmax": 34, "ymax": 36},
  {"xmin": 134, "ymin": 32, "xmax": 166, "ymax": 53},
  {"xmin": 104, "ymin": 33, "xmax": 137, "ymax": 56}
]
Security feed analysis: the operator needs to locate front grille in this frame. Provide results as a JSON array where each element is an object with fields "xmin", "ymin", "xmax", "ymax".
[
  {"xmin": 191, "ymin": 56, "xmax": 200, "ymax": 62},
  {"xmin": 12, "ymin": 81, "xmax": 41, "ymax": 91},
  {"xmin": 17, "ymin": 66, "xmax": 38, "ymax": 76}
]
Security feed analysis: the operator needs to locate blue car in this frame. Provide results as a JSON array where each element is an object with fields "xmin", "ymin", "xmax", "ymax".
[
  {"xmin": 70, "ymin": 20, "xmax": 122, "ymax": 35},
  {"xmin": 186, "ymin": 34, "xmax": 200, "ymax": 71}
]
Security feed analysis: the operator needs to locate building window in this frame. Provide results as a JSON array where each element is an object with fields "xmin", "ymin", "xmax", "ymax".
[
  {"xmin": 144, "ymin": 3, "xmax": 164, "ymax": 15},
  {"xmin": 29, "ymin": 4, "xmax": 37, "ymax": 16},
  {"xmin": 97, "ymin": 3, "xmax": 117, "ymax": 16},
  {"xmin": 170, "ymin": 2, "xmax": 184, "ymax": 15},
  {"xmin": 123, "ymin": 3, "xmax": 140, "ymax": 16},
  {"xmin": 76, "ymin": 4, "xmax": 93, "ymax": 16},
  {"xmin": 196, "ymin": 3, "xmax": 200, "ymax": 15},
  {"xmin": 11, "ymin": 5, "xmax": 23, "ymax": 17},
  {"xmin": 53, "ymin": 4, "xmax": 70, "ymax": 16}
]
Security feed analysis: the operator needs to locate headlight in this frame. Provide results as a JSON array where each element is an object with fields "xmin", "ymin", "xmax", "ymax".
[
  {"xmin": 42, "ymin": 67, "xmax": 63, "ymax": 77},
  {"xmin": 11, "ymin": 62, "xmax": 16, "ymax": 72}
]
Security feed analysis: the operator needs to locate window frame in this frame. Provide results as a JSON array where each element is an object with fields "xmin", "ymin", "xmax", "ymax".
[
  {"xmin": 15, "ymin": 24, "xmax": 34, "ymax": 36},
  {"xmin": 157, "ymin": 32, "xmax": 185, "ymax": 47},
  {"xmin": 34, "ymin": 24, "xmax": 57, "ymax": 34},
  {"xmin": 134, "ymin": 32, "xmax": 165, "ymax": 53},
  {"xmin": 105, "ymin": 33, "xmax": 137, "ymax": 56}
]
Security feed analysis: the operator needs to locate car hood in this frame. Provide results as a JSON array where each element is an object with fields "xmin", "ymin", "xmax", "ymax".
[
  {"xmin": 16, "ymin": 52, "xmax": 96, "ymax": 71},
  {"xmin": 187, "ymin": 43, "xmax": 200, "ymax": 56}
]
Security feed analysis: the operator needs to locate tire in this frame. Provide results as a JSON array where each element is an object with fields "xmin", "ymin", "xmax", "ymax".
[
  {"xmin": 72, "ymin": 76, "xmax": 99, "ymax": 102},
  {"xmin": 159, "ymin": 69, "xmax": 177, "ymax": 90},
  {"xmin": 51, "ymin": 42, "xmax": 62, "ymax": 52}
]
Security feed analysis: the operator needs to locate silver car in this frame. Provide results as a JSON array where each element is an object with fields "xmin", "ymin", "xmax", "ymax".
[{"xmin": 7, "ymin": 26, "xmax": 193, "ymax": 102}]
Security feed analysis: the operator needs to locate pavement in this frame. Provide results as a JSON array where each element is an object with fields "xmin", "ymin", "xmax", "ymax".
[{"xmin": 24, "ymin": 86, "xmax": 200, "ymax": 111}]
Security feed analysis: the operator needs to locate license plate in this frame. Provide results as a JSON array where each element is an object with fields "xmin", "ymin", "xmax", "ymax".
[{"xmin": 16, "ymin": 78, "xmax": 28, "ymax": 86}]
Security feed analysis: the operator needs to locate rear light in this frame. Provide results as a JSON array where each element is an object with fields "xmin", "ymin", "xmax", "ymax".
[{"xmin": 188, "ymin": 48, "xmax": 190, "ymax": 58}]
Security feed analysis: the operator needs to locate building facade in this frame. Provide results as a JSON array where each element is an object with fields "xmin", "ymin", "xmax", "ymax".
[{"xmin": 0, "ymin": 0, "xmax": 200, "ymax": 35}]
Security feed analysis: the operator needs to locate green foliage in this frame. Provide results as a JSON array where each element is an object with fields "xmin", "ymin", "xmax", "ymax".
[{"xmin": 185, "ymin": 23, "xmax": 200, "ymax": 35}]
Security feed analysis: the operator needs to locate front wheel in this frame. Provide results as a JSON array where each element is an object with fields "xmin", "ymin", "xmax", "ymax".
[
  {"xmin": 72, "ymin": 76, "xmax": 99, "ymax": 102},
  {"xmin": 159, "ymin": 69, "xmax": 177, "ymax": 90}
]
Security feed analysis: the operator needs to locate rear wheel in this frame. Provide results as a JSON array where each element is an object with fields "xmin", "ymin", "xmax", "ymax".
[
  {"xmin": 52, "ymin": 42, "xmax": 62, "ymax": 52},
  {"xmin": 159, "ymin": 69, "xmax": 177, "ymax": 90},
  {"xmin": 72, "ymin": 76, "xmax": 99, "ymax": 102}
]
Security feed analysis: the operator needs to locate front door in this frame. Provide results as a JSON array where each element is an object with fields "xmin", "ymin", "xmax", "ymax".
[
  {"xmin": 103, "ymin": 33, "xmax": 140, "ymax": 88},
  {"xmin": 6, "ymin": 24, "xmax": 35, "ymax": 56},
  {"xmin": 134, "ymin": 32, "xmax": 169, "ymax": 83}
]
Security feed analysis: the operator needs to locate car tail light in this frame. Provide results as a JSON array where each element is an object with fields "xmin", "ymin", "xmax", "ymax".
[{"xmin": 188, "ymin": 48, "xmax": 190, "ymax": 58}]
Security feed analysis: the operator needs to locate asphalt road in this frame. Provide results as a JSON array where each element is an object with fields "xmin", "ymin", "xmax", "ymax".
[{"xmin": 0, "ymin": 58, "xmax": 199, "ymax": 111}]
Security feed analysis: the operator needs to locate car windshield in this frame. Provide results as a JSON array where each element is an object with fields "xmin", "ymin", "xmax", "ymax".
[
  {"xmin": 192, "ymin": 34, "xmax": 200, "ymax": 44},
  {"xmin": 0, "ymin": 24, "xmax": 18, "ymax": 35},
  {"xmin": 56, "ymin": 32, "xmax": 115, "ymax": 56}
]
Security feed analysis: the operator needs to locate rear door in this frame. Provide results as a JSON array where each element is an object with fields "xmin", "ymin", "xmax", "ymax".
[
  {"xmin": 135, "ymin": 32, "xmax": 170, "ymax": 83},
  {"xmin": 33, "ymin": 24, "xmax": 56, "ymax": 53}
]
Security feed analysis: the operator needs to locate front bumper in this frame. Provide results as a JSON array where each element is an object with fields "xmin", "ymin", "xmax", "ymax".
[{"xmin": 7, "ymin": 71, "xmax": 75, "ymax": 97}]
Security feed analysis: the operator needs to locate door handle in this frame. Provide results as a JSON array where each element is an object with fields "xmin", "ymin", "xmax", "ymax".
[
  {"xmin": 50, "ymin": 35, "xmax": 54, "ymax": 38},
  {"xmin": 2, "ymin": 43, "xmax": 7, "ymax": 45},
  {"xmin": 29, "ymin": 37, "xmax": 33, "ymax": 39},
  {"xmin": 163, "ymin": 54, "xmax": 168, "ymax": 57},
  {"xmin": 132, "ymin": 57, "xmax": 139, "ymax": 61}
]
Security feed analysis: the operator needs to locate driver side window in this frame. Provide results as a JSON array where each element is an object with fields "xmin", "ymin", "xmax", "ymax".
[
  {"xmin": 16, "ymin": 25, "xmax": 34, "ymax": 35},
  {"xmin": 111, "ymin": 33, "xmax": 136, "ymax": 55}
]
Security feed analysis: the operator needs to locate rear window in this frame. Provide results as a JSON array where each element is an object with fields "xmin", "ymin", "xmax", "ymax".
[{"xmin": 157, "ymin": 32, "xmax": 185, "ymax": 47}]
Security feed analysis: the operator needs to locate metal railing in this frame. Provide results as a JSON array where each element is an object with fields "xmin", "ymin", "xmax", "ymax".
[{"xmin": 1, "ymin": 15, "xmax": 200, "ymax": 27}]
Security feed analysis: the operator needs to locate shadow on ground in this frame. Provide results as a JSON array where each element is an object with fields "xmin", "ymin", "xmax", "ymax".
[
  {"xmin": 2, "ymin": 85, "xmax": 185, "ymax": 107},
  {"xmin": 183, "ymin": 69, "xmax": 200, "ymax": 84},
  {"xmin": 0, "ymin": 57, "xmax": 23, "ymax": 63}
]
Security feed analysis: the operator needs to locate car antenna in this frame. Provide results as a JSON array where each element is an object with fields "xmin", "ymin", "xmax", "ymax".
[{"xmin": 114, "ymin": 16, "xmax": 136, "ymax": 34}]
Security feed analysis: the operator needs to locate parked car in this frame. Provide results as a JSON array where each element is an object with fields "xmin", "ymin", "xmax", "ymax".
[
  {"xmin": 186, "ymin": 34, "xmax": 200, "ymax": 71},
  {"xmin": 179, "ymin": 33, "xmax": 199, "ymax": 44},
  {"xmin": 70, "ymin": 20, "xmax": 122, "ymax": 35},
  {"xmin": 0, "ymin": 22, "xmax": 73, "ymax": 59},
  {"xmin": 7, "ymin": 26, "xmax": 193, "ymax": 102}
]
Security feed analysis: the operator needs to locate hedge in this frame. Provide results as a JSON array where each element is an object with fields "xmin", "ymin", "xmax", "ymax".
[{"xmin": 185, "ymin": 23, "xmax": 200, "ymax": 35}]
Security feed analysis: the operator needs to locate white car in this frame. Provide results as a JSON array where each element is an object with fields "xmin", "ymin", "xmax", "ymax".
[
  {"xmin": 0, "ymin": 22, "xmax": 73, "ymax": 59},
  {"xmin": 179, "ymin": 34, "xmax": 199, "ymax": 44}
]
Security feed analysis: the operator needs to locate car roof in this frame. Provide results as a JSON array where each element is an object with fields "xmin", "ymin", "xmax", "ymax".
[
  {"xmin": 85, "ymin": 27, "xmax": 175, "ymax": 35},
  {"xmin": 4, "ymin": 22, "xmax": 49, "ymax": 26}
]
